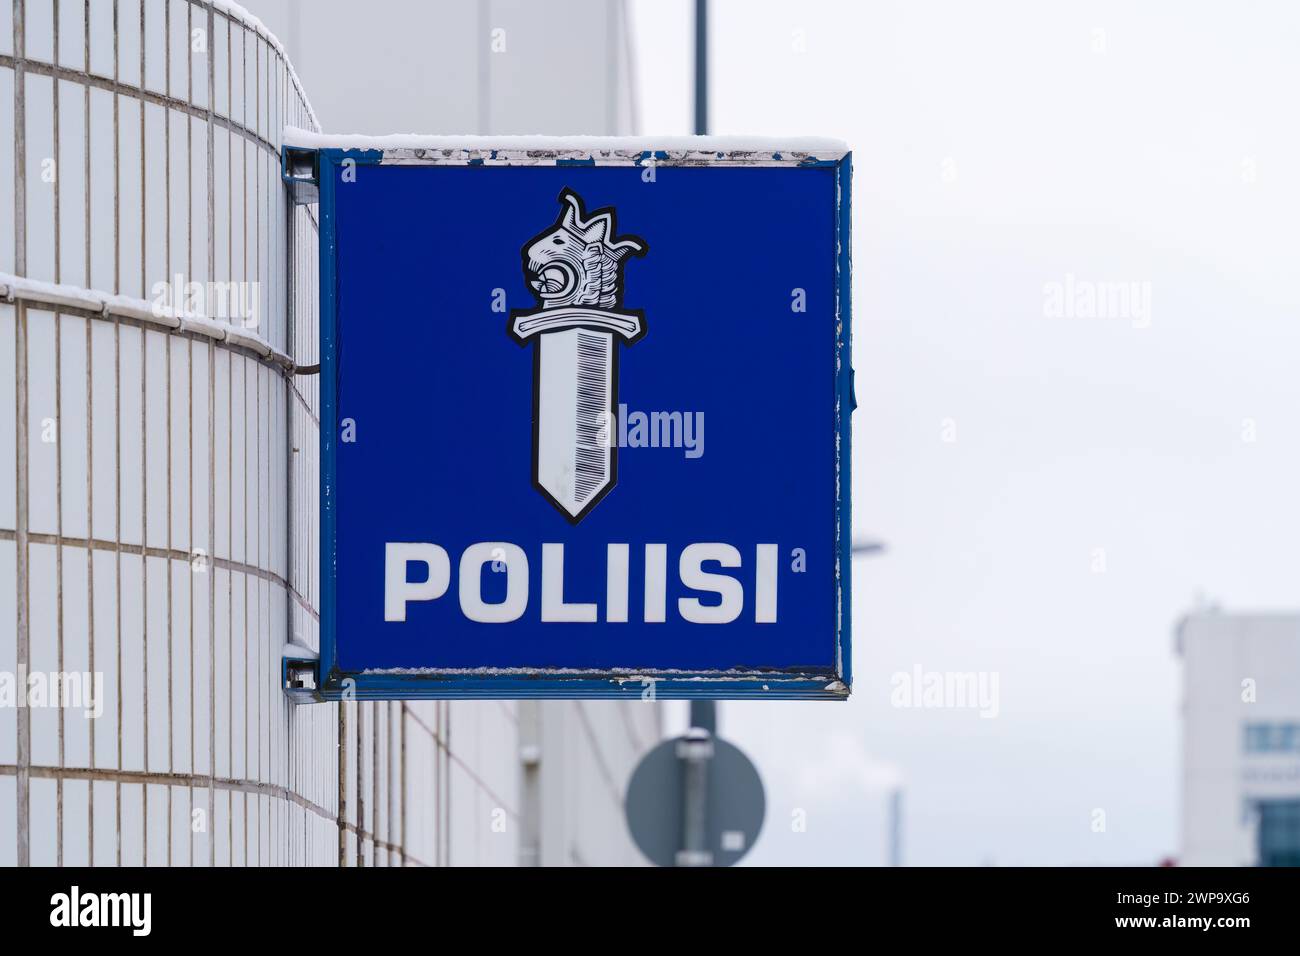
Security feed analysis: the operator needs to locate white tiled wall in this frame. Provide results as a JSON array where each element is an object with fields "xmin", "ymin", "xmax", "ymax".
[{"xmin": 2, "ymin": 0, "xmax": 659, "ymax": 867}]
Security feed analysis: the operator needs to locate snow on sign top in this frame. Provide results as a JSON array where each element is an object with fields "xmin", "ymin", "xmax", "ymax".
[{"xmin": 282, "ymin": 126, "xmax": 849, "ymax": 158}]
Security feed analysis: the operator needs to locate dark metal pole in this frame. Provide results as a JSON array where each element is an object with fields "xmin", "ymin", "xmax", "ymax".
[
  {"xmin": 684, "ymin": 697, "xmax": 715, "ymax": 864},
  {"xmin": 889, "ymin": 786, "xmax": 904, "ymax": 867},
  {"xmin": 689, "ymin": 699, "xmax": 717, "ymax": 734},
  {"xmin": 677, "ymin": 730, "xmax": 713, "ymax": 866},
  {"xmin": 694, "ymin": 0, "xmax": 708, "ymax": 135},
  {"xmin": 688, "ymin": 0, "xmax": 717, "ymax": 753}
]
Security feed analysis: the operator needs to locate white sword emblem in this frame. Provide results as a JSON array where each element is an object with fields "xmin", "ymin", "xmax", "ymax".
[{"xmin": 510, "ymin": 189, "xmax": 648, "ymax": 522}]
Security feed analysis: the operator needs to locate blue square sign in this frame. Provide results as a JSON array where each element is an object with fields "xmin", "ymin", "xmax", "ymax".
[{"xmin": 288, "ymin": 136, "xmax": 853, "ymax": 699}]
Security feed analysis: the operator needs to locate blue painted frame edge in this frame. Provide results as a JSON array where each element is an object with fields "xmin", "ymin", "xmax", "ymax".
[
  {"xmin": 836, "ymin": 152, "xmax": 854, "ymax": 692},
  {"xmin": 299, "ymin": 146, "xmax": 853, "ymax": 701}
]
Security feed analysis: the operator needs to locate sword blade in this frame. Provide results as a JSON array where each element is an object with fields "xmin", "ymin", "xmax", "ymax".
[{"xmin": 535, "ymin": 328, "xmax": 615, "ymax": 518}]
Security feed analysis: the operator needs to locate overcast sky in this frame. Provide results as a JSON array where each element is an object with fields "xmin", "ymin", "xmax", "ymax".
[
  {"xmin": 638, "ymin": 0, "xmax": 1300, "ymax": 865},
  {"xmin": 644, "ymin": 0, "xmax": 1294, "ymax": 868},
  {"xmin": 247, "ymin": 0, "xmax": 1300, "ymax": 865}
]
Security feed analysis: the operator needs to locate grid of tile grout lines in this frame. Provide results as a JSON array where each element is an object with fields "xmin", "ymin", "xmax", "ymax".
[{"xmin": 0, "ymin": 0, "xmax": 476, "ymax": 867}]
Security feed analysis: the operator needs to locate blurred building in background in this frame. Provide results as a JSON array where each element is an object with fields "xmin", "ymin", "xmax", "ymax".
[
  {"xmin": 248, "ymin": 0, "xmax": 638, "ymax": 136},
  {"xmin": 1177, "ymin": 611, "xmax": 1300, "ymax": 866},
  {"xmin": 1, "ymin": 0, "xmax": 655, "ymax": 867}
]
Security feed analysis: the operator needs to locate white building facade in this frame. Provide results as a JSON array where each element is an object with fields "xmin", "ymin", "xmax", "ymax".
[
  {"xmin": 1, "ymin": 0, "xmax": 657, "ymax": 867},
  {"xmin": 1177, "ymin": 611, "xmax": 1300, "ymax": 867}
]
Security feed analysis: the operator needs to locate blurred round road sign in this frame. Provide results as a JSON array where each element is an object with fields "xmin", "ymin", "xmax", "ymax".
[{"xmin": 625, "ymin": 734, "xmax": 765, "ymax": 867}]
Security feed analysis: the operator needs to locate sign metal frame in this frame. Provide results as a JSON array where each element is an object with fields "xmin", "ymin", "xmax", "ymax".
[{"xmin": 285, "ymin": 139, "xmax": 854, "ymax": 701}]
